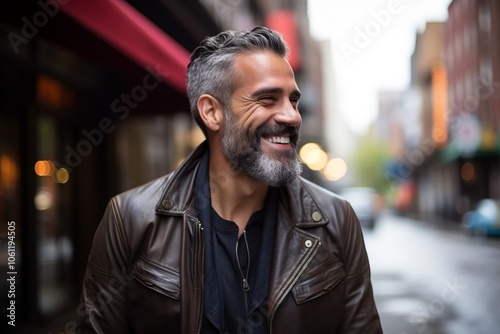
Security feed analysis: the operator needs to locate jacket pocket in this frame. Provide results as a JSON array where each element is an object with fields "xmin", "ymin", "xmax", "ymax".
[
  {"xmin": 292, "ymin": 261, "xmax": 345, "ymax": 305},
  {"xmin": 132, "ymin": 256, "xmax": 181, "ymax": 300}
]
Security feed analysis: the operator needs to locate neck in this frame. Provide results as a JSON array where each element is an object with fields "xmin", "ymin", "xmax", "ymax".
[{"xmin": 209, "ymin": 156, "xmax": 268, "ymax": 236}]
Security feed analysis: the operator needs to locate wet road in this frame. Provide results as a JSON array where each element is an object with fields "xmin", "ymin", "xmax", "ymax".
[{"xmin": 364, "ymin": 213, "xmax": 500, "ymax": 334}]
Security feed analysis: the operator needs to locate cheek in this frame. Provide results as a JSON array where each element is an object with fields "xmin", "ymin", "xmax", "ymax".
[
  {"xmin": 231, "ymin": 100, "xmax": 270, "ymax": 127},
  {"xmin": 243, "ymin": 109, "xmax": 275, "ymax": 131}
]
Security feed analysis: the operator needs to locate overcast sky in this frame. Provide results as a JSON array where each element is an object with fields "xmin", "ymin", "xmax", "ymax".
[{"xmin": 308, "ymin": 0, "xmax": 453, "ymax": 135}]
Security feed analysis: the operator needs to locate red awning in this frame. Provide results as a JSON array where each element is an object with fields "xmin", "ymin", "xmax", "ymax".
[
  {"xmin": 57, "ymin": 0, "xmax": 190, "ymax": 93},
  {"xmin": 266, "ymin": 10, "xmax": 302, "ymax": 71}
]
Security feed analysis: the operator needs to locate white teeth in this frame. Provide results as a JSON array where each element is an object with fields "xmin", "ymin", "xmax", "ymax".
[{"xmin": 267, "ymin": 136, "xmax": 290, "ymax": 144}]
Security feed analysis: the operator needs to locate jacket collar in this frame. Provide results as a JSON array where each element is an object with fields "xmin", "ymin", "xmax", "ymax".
[
  {"xmin": 280, "ymin": 177, "xmax": 329, "ymax": 228},
  {"xmin": 155, "ymin": 141, "xmax": 328, "ymax": 228},
  {"xmin": 155, "ymin": 141, "xmax": 208, "ymax": 216}
]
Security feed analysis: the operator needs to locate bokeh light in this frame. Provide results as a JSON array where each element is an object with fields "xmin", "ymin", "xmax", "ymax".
[
  {"xmin": 34, "ymin": 190, "xmax": 53, "ymax": 211},
  {"xmin": 324, "ymin": 158, "xmax": 348, "ymax": 181},
  {"xmin": 56, "ymin": 168, "xmax": 70, "ymax": 184},
  {"xmin": 34, "ymin": 160, "xmax": 55, "ymax": 176},
  {"xmin": 299, "ymin": 142, "xmax": 329, "ymax": 171}
]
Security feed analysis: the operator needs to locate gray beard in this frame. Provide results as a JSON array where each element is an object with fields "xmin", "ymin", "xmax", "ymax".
[{"xmin": 220, "ymin": 112, "xmax": 302, "ymax": 187}]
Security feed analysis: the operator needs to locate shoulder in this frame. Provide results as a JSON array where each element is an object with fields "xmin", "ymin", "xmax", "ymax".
[
  {"xmin": 295, "ymin": 177, "xmax": 351, "ymax": 213},
  {"xmin": 91, "ymin": 173, "xmax": 175, "ymax": 264},
  {"xmin": 111, "ymin": 173, "xmax": 172, "ymax": 214},
  {"xmin": 293, "ymin": 177, "xmax": 360, "ymax": 237},
  {"xmin": 282, "ymin": 176, "xmax": 356, "ymax": 231},
  {"xmin": 100, "ymin": 173, "xmax": 175, "ymax": 243}
]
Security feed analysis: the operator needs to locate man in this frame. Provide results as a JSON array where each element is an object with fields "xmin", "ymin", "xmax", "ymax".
[{"xmin": 79, "ymin": 26, "xmax": 382, "ymax": 333}]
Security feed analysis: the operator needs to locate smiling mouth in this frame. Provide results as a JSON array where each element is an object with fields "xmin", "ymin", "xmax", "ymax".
[
  {"xmin": 264, "ymin": 135, "xmax": 291, "ymax": 144},
  {"xmin": 257, "ymin": 124, "xmax": 299, "ymax": 147}
]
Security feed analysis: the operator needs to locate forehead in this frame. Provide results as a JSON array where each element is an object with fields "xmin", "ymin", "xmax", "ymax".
[{"xmin": 232, "ymin": 51, "xmax": 298, "ymax": 91}]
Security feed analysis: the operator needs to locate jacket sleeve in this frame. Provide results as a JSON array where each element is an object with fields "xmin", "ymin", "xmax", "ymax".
[
  {"xmin": 339, "ymin": 202, "xmax": 383, "ymax": 333},
  {"xmin": 78, "ymin": 197, "xmax": 134, "ymax": 333}
]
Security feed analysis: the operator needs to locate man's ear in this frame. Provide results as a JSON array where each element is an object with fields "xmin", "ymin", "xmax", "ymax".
[{"xmin": 197, "ymin": 94, "xmax": 223, "ymax": 132}]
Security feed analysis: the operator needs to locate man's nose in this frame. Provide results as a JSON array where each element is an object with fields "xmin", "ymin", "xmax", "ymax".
[{"xmin": 275, "ymin": 103, "xmax": 301, "ymax": 127}]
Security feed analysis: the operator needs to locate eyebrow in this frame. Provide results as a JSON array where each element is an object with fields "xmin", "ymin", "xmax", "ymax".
[{"xmin": 251, "ymin": 87, "xmax": 302, "ymax": 99}]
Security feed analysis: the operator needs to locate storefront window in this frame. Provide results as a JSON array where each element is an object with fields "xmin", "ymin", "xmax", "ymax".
[{"xmin": 35, "ymin": 100, "xmax": 74, "ymax": 317}]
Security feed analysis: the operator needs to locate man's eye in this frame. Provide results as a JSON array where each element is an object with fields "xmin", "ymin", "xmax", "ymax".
[
  {"xmin": 290, "ymin": 98, "xmax": 300, "ymax": 109},
  {"xmin": 259, "ymin": 96, "xmax": 276, "ymax": 104}
]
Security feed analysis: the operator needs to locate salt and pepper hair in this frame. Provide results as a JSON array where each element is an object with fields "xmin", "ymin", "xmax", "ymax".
[{"xmin": 186, "ymin": 26, "xmax": 289, "ymax": 135}]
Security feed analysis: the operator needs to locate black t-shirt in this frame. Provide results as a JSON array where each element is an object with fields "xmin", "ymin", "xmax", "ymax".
[
  {"xmin": 202, "ymin": 192, "xmax": 277, "ymax": 334},
  {"xmin": 195, "ymin": 150, "xmax": 277, "ymax": 334},
  {"xmin": 211, "ymin": 207, "xmax": 265, "ymax": 333}
]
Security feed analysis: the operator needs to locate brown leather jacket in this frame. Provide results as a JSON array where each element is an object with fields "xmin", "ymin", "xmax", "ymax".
[{"xmin": 79, "ymin": 143, "xmax": 382, "ymax": 333}]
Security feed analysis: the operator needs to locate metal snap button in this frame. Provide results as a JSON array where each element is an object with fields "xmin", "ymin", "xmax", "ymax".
[
  {"xmin": 305, "ymin": 240, "xmax": 313, "ymax": 248},
  {"xmin": 162, "ymin": 199, "xmax": 172, "ymax": 210},
  {"xmin": 312, "ymin": 211, "xmax": 322, "ymax": 222}
]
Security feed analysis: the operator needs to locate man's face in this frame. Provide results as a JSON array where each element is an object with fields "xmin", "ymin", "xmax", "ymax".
[{"xmin": 220, "ymin": 51, "xmax": 302, "ymax": 186}]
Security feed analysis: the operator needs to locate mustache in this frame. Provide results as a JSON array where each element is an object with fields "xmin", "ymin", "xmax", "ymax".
[{"xmin": 255, "ymin": 124, "xmax": 299, "ymax": 139}]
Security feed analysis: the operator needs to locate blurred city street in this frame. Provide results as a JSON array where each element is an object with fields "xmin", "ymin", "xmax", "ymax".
[{"xmin": 365, "ymin": 213, "xmax": 500, "ymax": 334}]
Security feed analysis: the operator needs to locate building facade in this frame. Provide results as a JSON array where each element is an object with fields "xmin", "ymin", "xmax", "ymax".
[
  {"xmin": 444, "ymin": 0, "xmax": 500, "ymax": 208},
  {"xmin": 400, "ymin": 0, "xmax": 500, "ymax": 223}
]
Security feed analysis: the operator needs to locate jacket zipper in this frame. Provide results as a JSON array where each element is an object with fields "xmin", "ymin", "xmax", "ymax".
[
  {"xmin": 236, "ymin": 230, "xmax": 251, "ymax": 333},
  {"xmin": 243, "ymin": 285, "xmax": 249, "ymax": 333},
  {"xmin": 268, "ymin": 240, "xmax": 320, "ymax": 334},
  {"xmin": 195, "ymin": 220, "xmax": 204, "ymax": 334}
]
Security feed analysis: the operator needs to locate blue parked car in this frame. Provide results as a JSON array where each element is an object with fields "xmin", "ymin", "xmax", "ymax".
[{"xmin": 463, "ymin": 199, "xmax": 500, "ymax": 237}]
